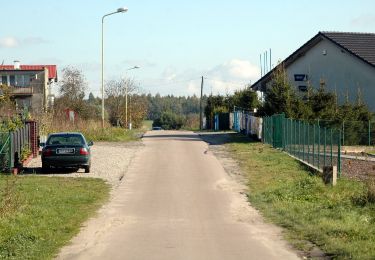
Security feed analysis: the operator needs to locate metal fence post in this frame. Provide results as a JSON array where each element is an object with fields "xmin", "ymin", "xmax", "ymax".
[
  {"xmin": 294, "ymin": 119, "xmax": 296, "ymax": 156},
  {"xmin": 303, "ymin": 122, "xmax": 305, "ymax": 161},
  {"xmin": 298, "ymin": 121, "xmax": 301, "ymax": 158},
  {"xmin": 318, "ymin": 122, "xmax": 320, "ymax": 170},
  {"xmin": 286, "ymin": 119, "xmax": 289, "ymax": 153},
  {"xmin": 290, "ymin": 119, "xmax": 293, "ymax": 154},
  {"xmin": 324, "ymin": 127, "xmax": 327, "ymax": 167},
  {"xmin": 338, "ymin": 130, "xmax": 341, "ymax": 177},
  {"xmin": 369, "ymin": 120, "xmax": 371, "ymax": 146},
  {"xmin": 313, "ymin": 124, "xmax": 315, "ymax": 166},
  {"xmin": 330, "ymin": 129, "xmax": 333, "ymax": 166},
  {"xmin": 342, "ymin": 121, "xmax": 345, "ymax": 146}
]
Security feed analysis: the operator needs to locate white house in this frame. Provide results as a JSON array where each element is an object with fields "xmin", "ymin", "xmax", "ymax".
[{"xmin": 251, "ymin": 32, "xmax": 375, "ymax": 110}]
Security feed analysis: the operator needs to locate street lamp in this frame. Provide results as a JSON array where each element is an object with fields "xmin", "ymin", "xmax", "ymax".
[
  {"xmin": 125, "ymin": 66, "xmax": 140, "ymax": 129},
  {"xmin": 101, "ymin": 7, "xmax": 128, "ymax": 128}
]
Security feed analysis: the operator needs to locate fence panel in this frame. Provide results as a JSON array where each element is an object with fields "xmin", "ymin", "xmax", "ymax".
[
  {"xmin": 263, "ymin": 115, "xmax": 341, "ymax": 175},
  {"xmin": 314, "ymin": 119, "xmax": 375, "ymax": 147},
  {"xmin": 0, "ymin": 132, "xmax": 11, "ymax": 172}
]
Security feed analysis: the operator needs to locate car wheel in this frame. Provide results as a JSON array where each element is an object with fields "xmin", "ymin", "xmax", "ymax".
[{"xmin": 84, "ymin": 165, "xmax": 90, "ymax": 173}]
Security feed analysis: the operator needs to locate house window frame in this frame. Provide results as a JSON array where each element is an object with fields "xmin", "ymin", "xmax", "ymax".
[{"xmin": 1, "ymin": 75, "xmax": 8, "ymax": 85}]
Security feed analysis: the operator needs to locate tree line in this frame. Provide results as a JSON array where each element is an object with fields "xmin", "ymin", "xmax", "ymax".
[{"xmin": 54, "ymin": 66, "xmax": 205, "ymax": 130}]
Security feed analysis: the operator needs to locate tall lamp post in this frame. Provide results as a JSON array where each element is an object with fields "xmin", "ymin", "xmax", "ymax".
[
  {"xmin": 101, "ymin": 7, "xmax": 128, "ymax": 128},
  {"xmin": 125, "ymin": 66, "xmax": 140, "ymax": 129}
]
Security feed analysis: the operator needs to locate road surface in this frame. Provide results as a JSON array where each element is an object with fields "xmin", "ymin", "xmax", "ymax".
[{"xmin": 57, "ymin": 131, "xmax": 299, "ymax": 260}]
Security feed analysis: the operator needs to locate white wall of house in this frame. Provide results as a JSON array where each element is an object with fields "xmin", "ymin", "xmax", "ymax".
[{"xmin": 286, "ymin": 39, "xmax": 375, "ymax": 110}]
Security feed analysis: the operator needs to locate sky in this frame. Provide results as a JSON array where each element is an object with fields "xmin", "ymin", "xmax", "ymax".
[{"xmin": 1, "ymin": 0, "xmax": 375, "ymax": 97}]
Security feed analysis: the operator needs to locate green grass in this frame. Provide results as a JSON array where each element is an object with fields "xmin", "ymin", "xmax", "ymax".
[
  {"xmin": 226, "ymin": 134, "xmax": 375, "ymax": 259},
  {"xmin": 142, "ymin": 120, "xmax": 153, "ymax": 131},
  {"xmin": 0, "ymin": 176, "xmax": 110, "ymax": 259},
  {"xmin": 82, "ymin": 127, "xmax": 141, "ymax": 142},
  {"xmin": 367, "ymin": 150, "xmax": 375, "ymax": 155}
]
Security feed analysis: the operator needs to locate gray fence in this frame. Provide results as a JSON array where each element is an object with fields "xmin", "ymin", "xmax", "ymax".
[
  {"xmin": 10, "ymin": 124, "xmax": 31, "ymax": 169},
  {"xmin": 0, "ymin": 121, "xmax": 38, "ymax": 172}
]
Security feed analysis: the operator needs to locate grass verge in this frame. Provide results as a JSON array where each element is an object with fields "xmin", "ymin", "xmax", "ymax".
[
  {"xmin": 226, "ymin": 134, "xmax": 375, "ymax": 259},
  {"xmin": 142, "ymin": 120, "xmax": 153, "ymax": 131},
  {"xmin": 0, "ymin": 176, "xmax": 110, "ymax": 259},
  {"xmin": 82, "ymin": 127, "xmax": 141, "ymax": 142}
]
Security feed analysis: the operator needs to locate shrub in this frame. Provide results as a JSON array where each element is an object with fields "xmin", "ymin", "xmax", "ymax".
[{"xmin": 153, "ymin": 111, "xmax": 183, "ymax": 130}]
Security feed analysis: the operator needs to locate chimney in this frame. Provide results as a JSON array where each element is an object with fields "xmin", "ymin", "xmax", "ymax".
[{"xmin": 14, "ymin": 60, "xmax": 20, "ymax": 69}]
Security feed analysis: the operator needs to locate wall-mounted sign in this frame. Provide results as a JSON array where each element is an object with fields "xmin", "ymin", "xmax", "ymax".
[{"xmin": 294, "ymin": 74, "xmax": 308, "ymax": 81}]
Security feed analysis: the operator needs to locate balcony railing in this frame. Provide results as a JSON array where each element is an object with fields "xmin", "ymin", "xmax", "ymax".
[{"xmin": 9, "ymin": 86, "xmax": 33, "ymax": 96}]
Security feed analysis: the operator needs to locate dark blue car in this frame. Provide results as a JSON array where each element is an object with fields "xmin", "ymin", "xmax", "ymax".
[{"xmin": 41, "ymin": 132, "xmax": 93, "ymax": 173}]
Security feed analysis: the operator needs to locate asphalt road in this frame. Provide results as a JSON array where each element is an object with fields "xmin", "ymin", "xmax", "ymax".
[{"xmin": 57, "ymin": 131, "xmax": 299, "ymax": 260}]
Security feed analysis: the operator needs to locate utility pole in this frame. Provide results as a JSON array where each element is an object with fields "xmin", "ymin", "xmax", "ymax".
[
  {"xmin": 200, "ymin": 76, "xmax": 204, "ymax": 130},
  {"xmin": 125, "ymin": 83, "xmax": 128, "ymax": 129}
]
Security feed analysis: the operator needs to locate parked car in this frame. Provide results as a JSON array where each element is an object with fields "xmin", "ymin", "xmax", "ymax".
[
  {"xmin": 41, "ymin": 132, "xmax": 93, "ymax": 173},
  {"xmin": 152, "ymin": 126, "xmax": 163, "ymax": 130}
]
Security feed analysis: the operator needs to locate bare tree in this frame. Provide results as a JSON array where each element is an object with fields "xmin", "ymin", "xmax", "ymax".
[
  {"xmin": 58, "ymin": 66, "xmax": 87, "ymax": 103},
  {"xmin": 55, "ymin": 66, "xmax": 88, "ymax": 116},
  {"xmin": 105, "ymin": 78, "xmax": 137, "ymax": 127}
]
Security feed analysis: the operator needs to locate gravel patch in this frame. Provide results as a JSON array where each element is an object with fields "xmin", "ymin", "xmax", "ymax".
[
  {"xmin": 341, "ymin": 158, "xmax": 375, "ymax": 180},
  {"xmin": 24, "ymin": 141, "xmax": 144, "ymax": 187}
]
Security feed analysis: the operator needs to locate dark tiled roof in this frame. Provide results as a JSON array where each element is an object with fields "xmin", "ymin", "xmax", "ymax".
[
  {"xmin": 251, "ymin": 31, "xmax": 375, "ymax": 91},
  {"xmin": 321, "ymin": 31, "xmax": 375, "ymax": 66}
]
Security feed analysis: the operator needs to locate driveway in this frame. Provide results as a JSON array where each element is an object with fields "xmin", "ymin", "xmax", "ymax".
[
  {"xmin": 26, "ymin": 142, "xmax": 142, "ymax": 187},
  {"xmin": 57, "ymin": 131, "xmax": 299, "ymax": 260}
]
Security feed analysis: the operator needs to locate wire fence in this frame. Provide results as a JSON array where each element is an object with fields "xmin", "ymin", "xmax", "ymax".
[
  {"xmin": 0, "ymin": 132, "xmax": 12, "ymax": 172},
  {"xmin": 263, "ymin": 114, "xmax": 342, "ymax": 175},
  {"xmin": 310, "ymin": 120, "xmax": 375, "ymax": 146}
]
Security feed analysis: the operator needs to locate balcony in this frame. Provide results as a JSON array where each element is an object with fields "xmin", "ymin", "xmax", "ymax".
[{"xmin": 9, "ymin": 86, "xmax": 33, "ymax": 96}]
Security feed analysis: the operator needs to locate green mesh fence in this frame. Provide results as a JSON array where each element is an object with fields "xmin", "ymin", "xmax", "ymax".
[
  {"xmin": 263, "ymin": 114, "xmax": 342, "ymax": 175},
  {"xmin": 0, "ymin": 132, "xmax": 11, "ymax": 172},
  {"xmin": 309, "ymin": 120, "xmax": 375, "ymax": 146}
]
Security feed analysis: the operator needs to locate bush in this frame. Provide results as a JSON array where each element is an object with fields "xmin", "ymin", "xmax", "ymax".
[
  {"xmin": 152, "ymin": 111, "xmax": 183, "ymax": 130},
  {"xmin": 35, "ymin": 112, "xmax": 139, "ymax": 142}
]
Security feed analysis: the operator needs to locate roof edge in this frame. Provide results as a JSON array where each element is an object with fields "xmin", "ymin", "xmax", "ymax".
[
  {"xmin": 320, "ymin": 31, "xmax": 375, "ymax": 69},
  {"xmin": 251, "ymin": 31, "xmax": 375, "ymax": 91}
]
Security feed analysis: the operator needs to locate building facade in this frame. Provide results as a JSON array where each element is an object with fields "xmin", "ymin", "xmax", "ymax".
[
  {"xmin": 252, "ymin": 32, "xmax": 375, "ymax": 111},
  {"xmin": 0, "ymin": 62, "xmax": 57, "ymax": 113}
]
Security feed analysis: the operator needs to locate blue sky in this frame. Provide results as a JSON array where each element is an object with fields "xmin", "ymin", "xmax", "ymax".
[{"xmin": 1, "ymin": 0, "xmax": 375, "ymax": 97}]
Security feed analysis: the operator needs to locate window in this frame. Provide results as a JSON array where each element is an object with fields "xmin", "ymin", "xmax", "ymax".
[
  {"xmin": 298, "ymin": 85, "xmax": 308, "ymax": 92},
  {"xmin": 47, "ymin": 134, "xmax": 84, "ymax": 145},
  {"xmin": 9, "ymin": 75, "xmax": 15, "ymax": 86},
  {"xmin": 294, "ymin": 74, "xmax": 308, "ymax": 81},
  {"xmin": 1, "ymin": 75, "xmax": 7, "ymax": 85},
  {"xmin": 15, "ymin": 75, "xmax": 23, "ymax": 86},
  {"xmin": 14, "ymin": 75, "xmax": 31, "ymax": 87}
]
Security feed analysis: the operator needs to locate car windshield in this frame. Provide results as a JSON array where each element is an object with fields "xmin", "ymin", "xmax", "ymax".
[{"xmin": 47, "ymin": 134, "xmax": 84, "ymax": 145}]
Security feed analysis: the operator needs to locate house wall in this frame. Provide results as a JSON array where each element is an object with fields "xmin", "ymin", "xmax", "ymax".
[
  {"xmin": 286, "ymin": 39, "xmax": 375, "ymax": 110},
  {"xmin": 0, "ymin": 69, "xmax": 48, "ymax": 113}
]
